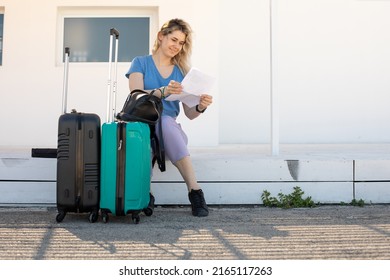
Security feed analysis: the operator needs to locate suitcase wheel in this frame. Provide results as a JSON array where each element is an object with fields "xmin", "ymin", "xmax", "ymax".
[
  {"xmin": 101, "ymin": 211, "xmax": 109, "ymax": 223},
  {"xmin": 88, "ymin": 211, "xmax": 99, "ymax": 223},
  {"xmin": 143, "ymin": 207, "xmax": 153, "ymax": 217},
  {"xmin": 132, "ymin": 213, "xmax": 140, "ymax": 224},
  {"xmin": 143, "ymin": 193, "xmax": 155, "ymax": 217},
  {"xmin": 56, "ymin": 211, "xmax": 66, "ymax": 223}
]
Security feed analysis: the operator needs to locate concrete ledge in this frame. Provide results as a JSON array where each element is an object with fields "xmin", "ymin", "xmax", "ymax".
[
  {"xmin": 355, "ymin": 182, "xmax": 390, "ymax": 203},
  {"xmin": 0, "ymin": 182, "xmax": 55, "ymax": 204},
  {"xmin": 151, "ymin": 182, "xmax": 353, "ymax": 205},
  {"xmin": 152, "ymin": 159, "xmax": 353, "ymax": 182},
  {"xmin": 355, "ymin": 160, "xmax": 390, "ymax": 181},
  {"xmin": 1, "ymin": 144, "xmax": 390, "ymax": 205}
]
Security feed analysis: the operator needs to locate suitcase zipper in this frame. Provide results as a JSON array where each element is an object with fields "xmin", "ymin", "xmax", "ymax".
[
  {"xmin": 75, "ymin": 113, "xmax": 83, "ymax": 211},
  {"xmin": 116, "ymin": 122, "xmax": 126, "ymax": 215}
]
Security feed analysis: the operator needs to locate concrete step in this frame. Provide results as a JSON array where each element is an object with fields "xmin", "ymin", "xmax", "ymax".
[{"xmin": 1, "ymin": 144, "xmax": 390, "ymax": 205}]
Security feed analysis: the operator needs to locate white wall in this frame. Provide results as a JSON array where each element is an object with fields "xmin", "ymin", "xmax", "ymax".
[
  {"xmin": 276, "ymin": 0, "xmax": 390, "ymax": 143},
  {"xmin": 0, "ymin": 0, "xmax": 220, "ymax": 148},
  {"xmin": 1, "ymin": 0, "xmax": 390, "ymax": 149},
  {"xmin": 219, "ymin": 0, "xmax": 390, "ymax": 144}
]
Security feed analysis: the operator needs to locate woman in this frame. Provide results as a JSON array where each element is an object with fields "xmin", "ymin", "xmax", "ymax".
[{"xmin": 125, "ymin": 18, "xmax": 213, "ymax": 217}]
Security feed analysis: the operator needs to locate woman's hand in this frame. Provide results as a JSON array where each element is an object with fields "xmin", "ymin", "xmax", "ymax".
[
  {"xmin": 198, "ymin": 94, "xmax": 213, "ymax": 111},
  {"xmin": 166, "ymin": 80, "xmax": 183, "ymax": 95}
]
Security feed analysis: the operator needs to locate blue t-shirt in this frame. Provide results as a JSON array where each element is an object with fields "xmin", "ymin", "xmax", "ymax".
[{"xmin": 125, "ymin": 55, "xmax": 184, "ymax": 118}]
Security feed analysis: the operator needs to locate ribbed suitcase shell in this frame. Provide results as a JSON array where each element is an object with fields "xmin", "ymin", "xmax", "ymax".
[
  {"xmin": 99, "ymin": 121, "xmax": 150, "ymax": 223},
  {"xmin": 56, "ymin": 111, "xmax": 101, "ymax": 222}
]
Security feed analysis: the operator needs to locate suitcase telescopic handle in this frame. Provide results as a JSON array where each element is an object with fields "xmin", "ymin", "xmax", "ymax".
[
  {"xmin": 106, "ymin": 28, "xmax": 119, "ymax": 123},
  {"xmin": 62, "ymin": 47, "xmax": 70, "ymax": 114},
  {"xmin": 110, "ymin": 28, "xmax": 119, "ymax": 39}
]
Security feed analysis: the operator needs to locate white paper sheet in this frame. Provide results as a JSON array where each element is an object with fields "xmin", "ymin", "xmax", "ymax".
[{"xmin": 166, "ymin": 68, "xmax": 216, "ymax": 107}]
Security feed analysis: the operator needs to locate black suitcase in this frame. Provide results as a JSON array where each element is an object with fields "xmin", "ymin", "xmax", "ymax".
[{"xmin": 56, "ymin": 47, "xmax": 101, "ymax": 223}]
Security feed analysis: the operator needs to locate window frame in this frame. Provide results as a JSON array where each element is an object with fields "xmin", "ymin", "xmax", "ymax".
[
  {"xmin": 56, "ymin": 6, "xmax": 158, "ymax": 66},
  {"xmin": 0, "ymin": 8, "xmax": 4, "ymax": 66}
]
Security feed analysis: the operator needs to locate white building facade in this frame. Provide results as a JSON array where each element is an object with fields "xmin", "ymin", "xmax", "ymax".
[
  {"xmin": 0, "ymin": 0, "xmax": 389, "ymax": 149},
  {"xmin": 1, "ymin": 0, "xmax": 390, "ymax": 206}
]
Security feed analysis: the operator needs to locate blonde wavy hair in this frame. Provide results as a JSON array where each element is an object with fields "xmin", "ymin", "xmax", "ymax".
[{"xmin": 152, "ymin": 18, "xmax": 193, "ymax": 75}]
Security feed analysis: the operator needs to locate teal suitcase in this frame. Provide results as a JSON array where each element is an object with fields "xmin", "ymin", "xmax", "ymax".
[
  {"xmin": 99, "ymin": 28, "xmax": 151, "ymax": 224},
  {"xmin": 100, "ymin": 121, "xmax": 151, "ymax": 223}
]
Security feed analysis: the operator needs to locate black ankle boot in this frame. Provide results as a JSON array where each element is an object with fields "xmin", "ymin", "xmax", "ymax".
[{"xmin": 188, "ymin": 189, "xmax": 209, "ymax": 217}]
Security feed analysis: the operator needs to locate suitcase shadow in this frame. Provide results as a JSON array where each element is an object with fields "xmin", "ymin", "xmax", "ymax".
[{"xmin": 51, "ymin": 206, "xmax": 289, "ymax": 259}]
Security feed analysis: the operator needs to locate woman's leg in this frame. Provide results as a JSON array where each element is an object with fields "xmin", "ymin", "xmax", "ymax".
[
  {"xmin": 157, "ymin": 116, "xmax": 209, "ymax": 216},
  {"xmin": 174, "ymin": 156, "xmax": 209, "ymax": 217},
  {"xmin": 173, "ymin": 156, "xmax": 200, "ymax": 192}
]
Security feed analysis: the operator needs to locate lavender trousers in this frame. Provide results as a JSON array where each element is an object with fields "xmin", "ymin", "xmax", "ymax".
[{"xmin": 155, "ymin": 116, "xmax": 189, "ymax": 164}]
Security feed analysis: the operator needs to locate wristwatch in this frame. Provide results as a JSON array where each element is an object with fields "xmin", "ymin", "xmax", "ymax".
[{"xmin": 196, "ymin": 105, "xmax": 206, "ymax": 113}]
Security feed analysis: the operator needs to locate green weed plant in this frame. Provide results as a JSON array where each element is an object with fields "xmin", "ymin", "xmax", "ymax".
[{"xmin": 261, "ymin": 186, "xmax": 316, "ymax": 209}]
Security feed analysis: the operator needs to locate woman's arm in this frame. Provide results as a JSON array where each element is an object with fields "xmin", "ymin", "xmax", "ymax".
[
  {"xmin": 128, "ymin": 72, "xmax": 144, "ymax": 91},
  {"xmin": 183, "ymin": 94, "xmax": 213, "ymax": 120},
  {"xmin": 128, "ymin": 72, "xmax": 164, "ymax": 98}
]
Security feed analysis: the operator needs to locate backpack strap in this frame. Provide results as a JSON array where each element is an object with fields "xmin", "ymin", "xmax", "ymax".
[{"xmin": 150, "ymin": 117, "xmax": 166, "ymax": 172}]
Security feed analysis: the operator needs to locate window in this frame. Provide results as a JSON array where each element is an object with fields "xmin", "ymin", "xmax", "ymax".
[
  {"xmin": 63, "ymin": 17, "xmax": 150, "ymax": 63},
  {"xmin": 0, "ymin": 13, "xmax": 4, "ymax": 65},
  {"xmin": 57, "ymin": 7, "xmax": 158, "ymax": 65}
]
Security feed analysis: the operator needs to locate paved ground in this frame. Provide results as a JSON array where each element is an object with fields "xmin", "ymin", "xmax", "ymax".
[{"xmin": 0, "ymin": 204, "xmax": 389, "ymax": 260}]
